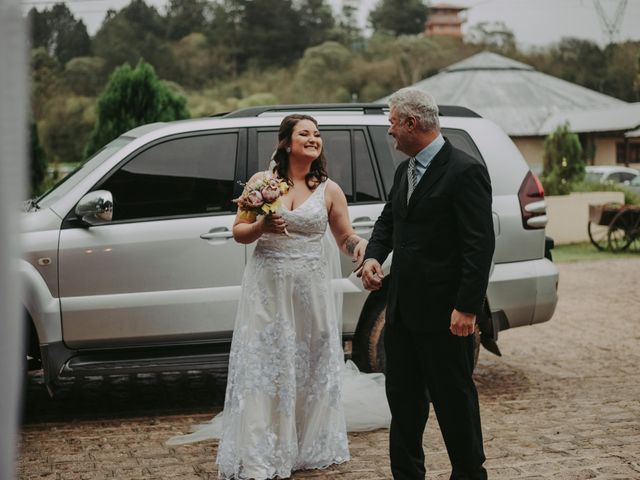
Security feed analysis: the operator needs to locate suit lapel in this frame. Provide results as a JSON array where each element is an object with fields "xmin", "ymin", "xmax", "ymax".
[{"xmin": 407, "ymin": 140, "xmax": 451, "ymax": 212}]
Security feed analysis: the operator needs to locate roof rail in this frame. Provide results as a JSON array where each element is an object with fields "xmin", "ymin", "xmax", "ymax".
[
  {"xmin": 222, "ymin": 104, "xmax": 386, "ymax": 118},
  {"xmin": 220, "ymin": 103, "xmax": 481, "ymax": 119}
]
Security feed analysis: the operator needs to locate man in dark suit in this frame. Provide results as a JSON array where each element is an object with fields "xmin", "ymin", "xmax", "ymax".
[{"xmin": 359, "ymin": 88, "xmax": 495, "ymax": 479}]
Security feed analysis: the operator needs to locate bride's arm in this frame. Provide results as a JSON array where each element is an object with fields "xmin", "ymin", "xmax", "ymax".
[
  {"xmin": 232, "ymin": 213, "xmax": 264, "ymax": 244},
  {"xmin": 326, "ymin": 180, "xmax": 367, "ymax": 263}
]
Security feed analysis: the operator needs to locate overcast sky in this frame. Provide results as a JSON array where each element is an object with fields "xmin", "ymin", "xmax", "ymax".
[{"xmin": 24, "ymin": 0, "xmax": 640, "ymax": 48}]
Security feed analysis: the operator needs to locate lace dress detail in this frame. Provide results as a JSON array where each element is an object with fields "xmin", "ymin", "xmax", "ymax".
[{"xmin": 216, "ymin": 181, "xmax": 350, "ymax": 479}]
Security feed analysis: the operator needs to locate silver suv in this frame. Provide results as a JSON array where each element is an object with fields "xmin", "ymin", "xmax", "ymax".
[{"xmin": 21, "ymin": 104, "xmax": 559, "ymax": 393}]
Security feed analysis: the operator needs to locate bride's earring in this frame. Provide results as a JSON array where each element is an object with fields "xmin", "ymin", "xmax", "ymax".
[{"xmin": 286, "ymin": 147, "xmax": 291, "ymax": 153}]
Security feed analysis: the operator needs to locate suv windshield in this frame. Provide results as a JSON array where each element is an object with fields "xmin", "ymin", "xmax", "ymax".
[{"xmin": 35, "ymin": 137, "xmax": 133, "ymax": 209}]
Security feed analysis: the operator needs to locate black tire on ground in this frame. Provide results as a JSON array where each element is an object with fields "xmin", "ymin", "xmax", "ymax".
[
  {"xmin": 351, "ymin": 282, "xmax": 481, "ymax": 374},
  {"xmin": 588, "ymin": 221, "xmax": 609, "ymax": 251},
  {"xmin": 351, "ymin": 286, "xmax": 388, "ymax": 374},
  {"xmin": 608, "ymin": 209, "xmax": 640, "ymax": 253}
]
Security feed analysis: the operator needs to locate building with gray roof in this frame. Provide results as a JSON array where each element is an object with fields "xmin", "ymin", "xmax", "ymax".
[{"xmin": 379, "ymin": 51, "xmax": 640, "ymax": 169}]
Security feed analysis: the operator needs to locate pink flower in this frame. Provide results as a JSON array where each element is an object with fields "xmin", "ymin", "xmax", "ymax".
[
  {"xmin": 261, "ymin": 185, "xmax": 281, "ymax": 203},
  {"xmin": 246, "ymin": 190, "xmax": 264, "ymax": 208}
]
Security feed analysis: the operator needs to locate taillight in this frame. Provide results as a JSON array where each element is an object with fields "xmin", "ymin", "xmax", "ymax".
[{"xmin": 518, "ymin": 171, "xmax": 547, "ymax": 229}]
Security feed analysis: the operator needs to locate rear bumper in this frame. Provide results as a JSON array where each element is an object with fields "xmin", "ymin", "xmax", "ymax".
[{"xmin": 488, "ymin": 258, "xmax": 559, "ymax": 329}]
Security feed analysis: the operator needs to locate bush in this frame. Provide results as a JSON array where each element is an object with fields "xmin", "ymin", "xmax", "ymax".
[{"xmin": 541, "ymin": 123, "xmax": 585, "ymax": 195}]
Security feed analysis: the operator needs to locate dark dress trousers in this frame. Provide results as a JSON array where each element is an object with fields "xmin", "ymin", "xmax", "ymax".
[{"xmin": 365, "ymin": 138, "xmax": 495, "ymax": 480}]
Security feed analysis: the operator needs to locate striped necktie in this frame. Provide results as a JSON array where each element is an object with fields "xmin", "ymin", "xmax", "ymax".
[{"xmin": 407, "ymin": 156, "xmax": 417, "ymax": 203}]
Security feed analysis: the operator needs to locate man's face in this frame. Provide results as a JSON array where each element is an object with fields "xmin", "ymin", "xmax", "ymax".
[{"xmin": 388, "ymin": 107, "xmax": 412, "ymax": 155}]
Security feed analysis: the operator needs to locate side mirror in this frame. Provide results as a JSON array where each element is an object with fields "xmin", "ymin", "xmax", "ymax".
[{"xmin": 75, "ymin": 190, "xmax": 114, "ymax": 226}]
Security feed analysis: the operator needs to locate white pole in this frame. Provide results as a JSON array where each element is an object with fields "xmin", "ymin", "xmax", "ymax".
[{"xmin": 0, "ymin": 0, "xmax": 27, "ymax": 477}]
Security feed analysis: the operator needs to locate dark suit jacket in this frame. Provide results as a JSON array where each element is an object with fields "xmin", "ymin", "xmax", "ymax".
[{"xmin": 364, "ymin": 138, "xmax": 495, "ymax": 333}]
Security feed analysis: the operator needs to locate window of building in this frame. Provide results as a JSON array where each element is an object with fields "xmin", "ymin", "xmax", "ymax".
[{"xmin": 616, "ymin": 142, "xmax": 640, "ymax": 164}]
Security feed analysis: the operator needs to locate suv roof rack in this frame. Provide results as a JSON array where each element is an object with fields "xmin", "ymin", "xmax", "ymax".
[{"xmin": 221, "ymin": 103, "xmax": 481, "ymax": 119}]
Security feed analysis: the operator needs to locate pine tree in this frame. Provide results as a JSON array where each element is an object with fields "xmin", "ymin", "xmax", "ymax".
[{"xmin": 85, "ymin": 61, "xmax": 189, "ymax": 157}]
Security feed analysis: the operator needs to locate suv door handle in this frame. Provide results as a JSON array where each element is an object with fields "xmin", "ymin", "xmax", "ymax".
[
  {"xmin": 200, "ymin": 227, "xmax": 234, "ymax": 240},
  {"xmin": 352, "ymin": 217, "xmax": 375, "ymax": 229}
]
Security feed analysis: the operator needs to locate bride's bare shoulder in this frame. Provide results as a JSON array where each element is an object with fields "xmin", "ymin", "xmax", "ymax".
[{"xmin": 324, "ymin": 179, "xmax": 347, "ymax": 202}]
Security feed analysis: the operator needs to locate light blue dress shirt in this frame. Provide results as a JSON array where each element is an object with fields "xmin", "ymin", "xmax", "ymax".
[{"xmin": 413, "ymin": 134, "xmax": 445, "ymax": 184}]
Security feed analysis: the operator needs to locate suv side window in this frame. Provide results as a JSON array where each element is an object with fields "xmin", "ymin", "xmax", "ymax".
[
  {"xmin": 372, "ymin": 126, "xmax": 485, "ymax": 197},
  {"xmin": 323, "ymin": 130, "xmax": 353, "ymax": 201},
  {"xmin": 100, "ymin": 133, "xmax": 238, "ymax": 221},
  {"xmin": 255, "ymin": 128, "xmax": 381, "ymax": 204},
  {"xmin": 354, "ymin": 130, "xmax": 382, "ymax": 202}
]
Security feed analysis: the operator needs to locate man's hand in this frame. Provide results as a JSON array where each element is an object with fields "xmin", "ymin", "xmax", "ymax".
[
  {"xmin": 357, "ymin": 259, "xmax": 385, "ymax": 291},
  {"xmin": 450, "ymin": 309, "xmax": 476, "ymax": 336}
]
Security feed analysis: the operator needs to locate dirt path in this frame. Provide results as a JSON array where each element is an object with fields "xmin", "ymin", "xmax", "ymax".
[{"xmin": 18, "ymin": 259, "xmax": 640, "ymax": 479}]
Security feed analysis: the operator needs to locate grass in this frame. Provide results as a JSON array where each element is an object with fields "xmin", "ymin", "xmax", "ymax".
[{"xmin": 552, "ymin": 242, "xmax": 640, "ymax": 263}]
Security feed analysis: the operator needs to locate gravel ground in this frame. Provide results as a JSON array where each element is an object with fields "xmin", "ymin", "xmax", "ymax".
[{"xmin": 17, "ymin": 258, "xmax": 640, "ymax": 479}]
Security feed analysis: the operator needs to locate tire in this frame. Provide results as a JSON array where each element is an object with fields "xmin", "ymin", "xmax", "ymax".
[
  {"xmin": 352, "ymin": 283, "xmax": 481, "ymax": 374},
  {"xmin": 608, "ymin": 209, "xmax": 640, "ymax": 252},
  {"xmin": 588, "ymin": 221, "xmax": 609, "ymax": 251},
  {"xmin": 352, "ymin": 286, "xmax": 388, "ymax": 374}
]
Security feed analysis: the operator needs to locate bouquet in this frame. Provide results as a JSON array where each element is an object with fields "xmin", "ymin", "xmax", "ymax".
[{"xmin": 233, "ymin": 172, "xmax": 290, "ymax": 221}]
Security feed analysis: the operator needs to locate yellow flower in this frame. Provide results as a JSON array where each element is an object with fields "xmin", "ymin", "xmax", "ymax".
[
  {"xmin": 239, "ymin": 210, "xmax": 257, "ymax": 221},
  {"xmin": 279, "ymin": 182, "xmax": 289, "ymax": 194}
]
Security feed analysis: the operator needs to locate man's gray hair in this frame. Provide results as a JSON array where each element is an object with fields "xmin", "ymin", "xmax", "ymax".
[{"xmin": 388, "ymin": 88, "xmax": 440, "ymax": 132}]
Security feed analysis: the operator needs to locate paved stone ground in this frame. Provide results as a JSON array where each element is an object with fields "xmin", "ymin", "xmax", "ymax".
[{"xmin": 17, "ymin": 258, "xmax": 640, "ymax": 479}]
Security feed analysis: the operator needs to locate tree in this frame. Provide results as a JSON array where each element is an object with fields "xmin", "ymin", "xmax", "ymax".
[
  {"xmin": 171, "ymin": 33, "xmax": 232, "ymax": 88},
  {"xmin": 297, "ymin": 0, "xmax": 335, "ymax": 48},
  {"xmin": 85, "ymin": 61, "xmax": 190, "ymax": 157},
  {"xmin": 40, "ymin": 95, "xmax": 95, "ymax": 164},
  {"xmin": 330, "ymin": 0, "xmax": 364, "ymax": 50},
  {"xmin": 63, "ymin": 57, "xmax": 108, "ymax": 96},
  {"xmin": 545, "ymin": 38, "xmax": 606, "ymax": 93},
  {"xmin": 370, "ymin": 34, "xmax": 440, "ymax": 86},
  {"xmin": 164, "ymin": 0, "xmax": 210, "ymax": 40},
  {"xmin": 29, "ymin": 122, "xmax": 47, "ymax": 196},
  {"xmin": 602, "ymin": 41, "xmax": 640, "ymax": 102},
  {"xmin": 293, "ymin": 41, "xmax": 353, "ymax": 102},
  {"xmin": 234, "ymin": 0, "xmax": 305, "ymax": 68},
  {"xmin": 208, "ymin": 0, "xmax": 335, "ymax": 70},
  {"xmin": 369, "ymin": 0, "xmax": 428, "ymax": 37},
  {"xmin": 27, "ymin": 4, "xmax": 91, "ymax": 65},
  {"xmin": 466, "ymin": 21, "xmax": 516, "ymax": 54},
  {"xmin": 30, "ymin": 48, "xmax": 62, "ymax": 119},
  {"xmin": 541, "ymin": 123, "xmax": 585, "ymax": 195},
  {"xmin": 92, "ymin": 0, "xmax": 176, "ymax": 79}
]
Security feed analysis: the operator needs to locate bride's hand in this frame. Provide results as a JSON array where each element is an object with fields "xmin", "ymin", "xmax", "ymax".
[
  {"xmin": 352, "ymin": 237, "xmax": 367, "ymax": 266},
  {"xmin": 260, "ymin": 213, "xmax": 288, "ymax": 235}
]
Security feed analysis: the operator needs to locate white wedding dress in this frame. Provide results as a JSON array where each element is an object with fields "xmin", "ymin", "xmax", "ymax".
[{"xmin": 167, "ymin": 180, "xmax": 390, "ymax": 480}]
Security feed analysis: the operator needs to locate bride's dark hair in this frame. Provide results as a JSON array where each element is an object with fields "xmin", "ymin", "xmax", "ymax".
[{"xmin": 272, "ymin": 114, "xmax": 328, "ymax": 189}]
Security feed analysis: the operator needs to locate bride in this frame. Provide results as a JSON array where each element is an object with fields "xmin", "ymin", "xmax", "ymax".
[{"xmin": 168, "ymin": 114, "xmax": 390, "ymax": 479}]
